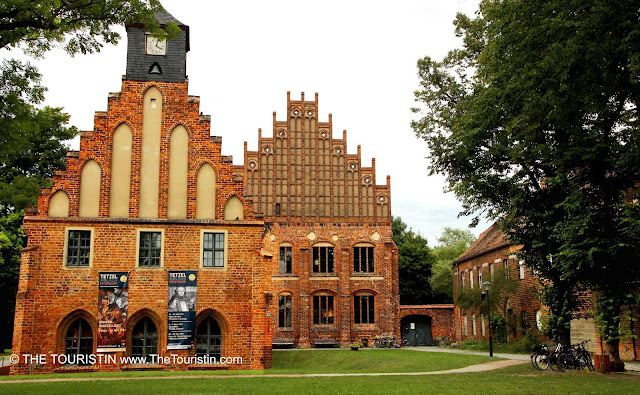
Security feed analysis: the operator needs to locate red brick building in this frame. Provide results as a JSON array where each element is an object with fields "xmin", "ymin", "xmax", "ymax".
[
  {"xmin": 452, "ymin": 223, "xmax": 541, "ymax": 343},
  {"xmin": 243, "ymin": 92, "xmax": 399, "ymax": 348},
  {"xmin": 11, "ymin": 10, "xmax": 399, "ymax": 374},
  {"xmin": 453, "ymin": 223, "xmax": 640, "ymax": 362}
]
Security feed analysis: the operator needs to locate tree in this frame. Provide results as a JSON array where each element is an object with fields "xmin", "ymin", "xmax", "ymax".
[
  {"xmin": 430, "ymin": 227, "xmax": 475, "ymax": 302},
  {"xmin": 392, "ymin": 217, "xmax": 437, "ymax": 305},
  {"xmin": 0, "ymin": 59, "xmax": 79, "ymax": 214},
  {"xmin": 0, "ymin": 0, "xmax": 178, "ymax": 56},
  {"xmin": 412, "ymin": 1, "xmax": 640, "ymax": 370}
]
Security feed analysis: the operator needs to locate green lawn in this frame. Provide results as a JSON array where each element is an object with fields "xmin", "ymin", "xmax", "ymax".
[{"xmin": 1, "ymin": 350, "xmax": 639, "ymax": 394}]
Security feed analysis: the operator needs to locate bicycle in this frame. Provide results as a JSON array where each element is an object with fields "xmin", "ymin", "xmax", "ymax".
[
  {"xmin": 557, "ymin": 340, "xmax": 594, "ymax": 372},
  {"xmin": 530, "ymin": 343, "xmax": 551, "ymax": 370}
]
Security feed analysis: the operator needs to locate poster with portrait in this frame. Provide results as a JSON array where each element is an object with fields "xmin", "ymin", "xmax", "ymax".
[
  {"xmin": 167, "ymin": 270, "xmax": 197, "ymax": 349},
  {"xmin": 97, "ymin": 272, "xmax": 129, "ymax": 352}
]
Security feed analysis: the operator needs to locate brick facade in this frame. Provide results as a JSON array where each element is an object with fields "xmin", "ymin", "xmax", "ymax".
[
  {"xmin": 454, "ymin": 223, "xmax": 640, "ymax": 362},
  {"xmin": 243, "ymin": 92, "xmax": 399, "ymax": 347},
  {"xmin": 452, "ymin": 223, "xmax": 542, "ymax": 343}
]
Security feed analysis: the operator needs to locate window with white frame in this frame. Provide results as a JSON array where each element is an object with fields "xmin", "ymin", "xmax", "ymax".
[
  {"xmin": 470, "ymin": 268, "xmax": 474, "ymax": 289},
  {"xmin": 202, "ymin": 232, "xmax": 225, "ymax": 268},
  {"xmin": 472, "ymin": 314, "xmax": 477, "ymax": 336},
  {"xmin": 519, "ymin": 260, "xmax": 525, "ymax": 279},
  {"xmin": 463, "ymin": 315, "xmax": 468, "ymax": 336},
  {"xmin": 503, "ymin": 259, "xmax": 509, "ymax": 279},
  {"xmin": 461, "ymin": 272, "xmax": 466, "ymax": 290}
]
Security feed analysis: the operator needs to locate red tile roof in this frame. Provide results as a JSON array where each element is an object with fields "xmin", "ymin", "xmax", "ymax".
[{"xmin": 453, "ymin": 222, "xmax": 511, "ymax": 264}]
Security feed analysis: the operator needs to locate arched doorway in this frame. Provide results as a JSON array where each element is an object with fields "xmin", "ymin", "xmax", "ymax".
[
  {"xmin": 401, "ymin": 315, "xmax": 433, "ymax": 346},
  {"xmin": 196, "ymin": 317, "xmax": 222, "ymax": 359}
]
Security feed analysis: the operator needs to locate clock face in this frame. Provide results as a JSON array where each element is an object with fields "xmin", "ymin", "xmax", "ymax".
[{"xmin": 146, "ymin": 36, "xmax": 167, "ymax": 56}]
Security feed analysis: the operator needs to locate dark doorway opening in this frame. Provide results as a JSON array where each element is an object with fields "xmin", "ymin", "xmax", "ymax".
[{"xmin": 401, "ymin": 315, "xmax": 433, "ymax": 346}]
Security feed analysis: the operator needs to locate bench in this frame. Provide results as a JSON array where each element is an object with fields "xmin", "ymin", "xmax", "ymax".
[
  {"xmin": 272, "ymin": 339, "xmax": 295, "ymax": 348},
  {"xmin": 313, "ymin": 338, "xmax": 338, "ymax": 348}
]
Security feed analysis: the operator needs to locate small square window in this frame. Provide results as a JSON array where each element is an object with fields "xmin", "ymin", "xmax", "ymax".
[
  {"xmin": 67, "ymin": 230, "xmax": 91, "ymax": 267},
  {"xmin": 203, "ymin": 232, "xmax": 225, "ymax": 268},
  {"xmin": 139, "ymin": 231, "xmax": 162, "ymax": 267}
]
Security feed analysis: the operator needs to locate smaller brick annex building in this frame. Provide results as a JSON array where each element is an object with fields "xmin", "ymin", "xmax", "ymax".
[
  {"xmin": 454, "ymin": 223, "xmax": 640, "ymax": 361},
  {"xmin": 452, "ymin": 223, "xmax": 541, "ymax": 343}
]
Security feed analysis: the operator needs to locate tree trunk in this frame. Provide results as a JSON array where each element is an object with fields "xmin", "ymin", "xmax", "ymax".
[
  {"xmin": 557, "ymin": 327, "xmax": 571, "ymax": 346},
  {"xmin": 605, "ymin": 340, "xmax": 625, "ymax": 372}
]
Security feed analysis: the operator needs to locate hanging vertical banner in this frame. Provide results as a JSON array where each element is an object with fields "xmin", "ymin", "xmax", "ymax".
[
  {"xmin": 97, "ymin": 272, "xmax": 129, "ymax": 352},
  {"xmin": 167, "ymin": 270, "xmax": 197, "ymax": 349}
]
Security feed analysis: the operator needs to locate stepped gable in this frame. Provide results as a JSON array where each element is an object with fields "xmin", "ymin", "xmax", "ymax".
[
  {"xmin": 243, "ymin": 91, "xmax": 392, "ymax": 223},
  {"xmin": 34, "ymin": 78, "xmax": 253, "ymax": 221}
]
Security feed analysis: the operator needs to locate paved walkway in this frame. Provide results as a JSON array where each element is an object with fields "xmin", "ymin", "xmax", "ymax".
[
  {"xmin": 0, "ymin": 359, "xmax": 526, "ymax": 384},
  {"xmin": 407, "ymin": 346, "xmax": 640, "ymax": 371}
]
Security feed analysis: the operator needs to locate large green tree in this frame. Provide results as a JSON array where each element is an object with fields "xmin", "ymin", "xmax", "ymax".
[
  {"xmin": 0, "ymin": 0, "xmax": 176, "ymax": 56},
  {"xmin": 430, "ymin": 227, "xmax": 475, "ymax": 303},
  {"xmin": 392, "ymin": 217, "xmax": 437, "ymax": 305},
  {"xmin": 412, "ymin": 0, "xmax": 640, "ymax": 370}
]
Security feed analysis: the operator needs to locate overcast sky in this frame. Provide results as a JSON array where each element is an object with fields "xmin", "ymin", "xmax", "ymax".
[{"xmin": 2, "ymin": 0, "xmax": 491, "ymax": 245}]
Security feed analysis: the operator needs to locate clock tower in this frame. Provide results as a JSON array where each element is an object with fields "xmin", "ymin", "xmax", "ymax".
[{"xmin": 125, "ymin": 10, "xmax": 190, "ymax": 82}]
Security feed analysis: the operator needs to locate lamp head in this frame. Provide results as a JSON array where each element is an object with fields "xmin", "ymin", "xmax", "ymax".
[{"xmin": 483, "ymin": 281, "xmax": 492, "ymax": 291}]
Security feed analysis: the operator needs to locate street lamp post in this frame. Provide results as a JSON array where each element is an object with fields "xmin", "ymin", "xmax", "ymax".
[{"xmin": 483, "ymin": 281, "xmax": 493, "ymax": 357}]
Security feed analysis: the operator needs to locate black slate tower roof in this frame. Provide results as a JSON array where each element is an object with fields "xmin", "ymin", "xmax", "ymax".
[{"xmin": 125, "ymin": 8, "xmax": 189, "ymax": 83}]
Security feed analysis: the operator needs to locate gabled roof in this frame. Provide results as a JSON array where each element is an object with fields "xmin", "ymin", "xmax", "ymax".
[
  {"xmin": 155, "ymin": 10, "xmax": 185, "ymax": 26},
  {"xmin": 453, "ymin": 222, "xmax": 511, "ymax": 264}
]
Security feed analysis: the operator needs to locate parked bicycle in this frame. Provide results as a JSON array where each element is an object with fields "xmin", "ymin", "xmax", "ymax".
[
  {"xmin": 557, "ymin": 340, "xmax": 595, "ymax": 372},
  {"xmin": 530, "ymin": 343, "xmax": 551, "ymax": 370},
  {"xmin": 531, "ymin": 340, "xmax": 594, "ymax": 373}
]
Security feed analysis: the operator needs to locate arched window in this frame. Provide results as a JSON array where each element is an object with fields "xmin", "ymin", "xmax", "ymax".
[
  {"xmin": 279, "ymin": 243, "xmax": 292, "ymax": 274},
  {"xmin": 353, "ymin": 292, "xmax": 375, "ymax": 324},
  {"xmin": 131, "ymin": 317, "xmax": 158, "ymax": 363},
  {"xmin": 196, "ymin": 317, "xmax": 222, "ymax": 359},
  {"xmin": 353, "ymin": 243, "xmax": 374, "ymax": 273},
  {"xmin": 312, "ymin": 292, "xmax": 335, "ymax": 325},
  {"xmin": 312, "ymin": 243, "xmax": 334, "ymax": 274},
  {"xmin": 64, "ymin": 318, "xmax": 93, "ymax": 365},
  {"xmin": 278, "ymin": 293, "xmax": 292, "ymax": 328}
]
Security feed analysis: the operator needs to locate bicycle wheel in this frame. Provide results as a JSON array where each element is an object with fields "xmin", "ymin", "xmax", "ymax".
[
  {"xmin": 530, "ymin": 354, "xmax": 539, "ymax": 370},
  {"xmin": 557, "ymin": 353, "xmax": 574, "ymax": 372},
  {"xmin": 534, "ymin": 353, "xmax": 550, "ymax": 371},
  {"xmin": 582, "ymin": 352, "xmax": 595, "ymax": 371},
  {"xmin": 548, "ymin": 353, "xmax": 563, "ymax": 372}
]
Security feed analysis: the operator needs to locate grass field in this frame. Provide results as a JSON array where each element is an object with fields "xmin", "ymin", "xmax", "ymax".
[{"xmin": 1, "ymin": 349, "xmax": 639, "ymax": 394}]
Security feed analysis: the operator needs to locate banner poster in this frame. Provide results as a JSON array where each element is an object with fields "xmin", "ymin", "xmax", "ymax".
[
  {"xmin": 167, "ymin": 270, "xmax": 197, "ymax": 350},
  {"xmin": 97, "ymin": 272, "xmax": 129, "ymax": 352}
]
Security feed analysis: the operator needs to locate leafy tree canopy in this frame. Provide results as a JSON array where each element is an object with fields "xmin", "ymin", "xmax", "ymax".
[
  {"xmin": 392, "ymin": 217, "xmax": 437, "ymax": 305},
  {"xmin": 0, "ymin": 59, "xmax": 78, "ymax": 214},
  {"xmin": 0, "ymin": 0, "xmax": 180, "ymax": 56},
  {"xmin": 412, "ymin": 0, "xmax": 640, "ymax": 368},
  {"xmin": 430, "ymin": 227, "xmax": 475, "ymax": 302}
]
